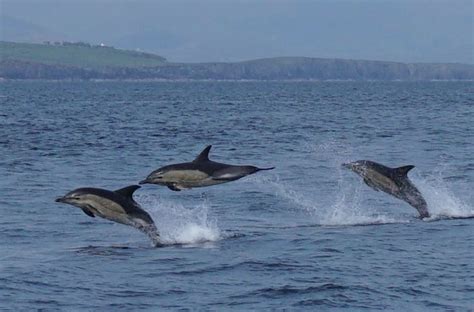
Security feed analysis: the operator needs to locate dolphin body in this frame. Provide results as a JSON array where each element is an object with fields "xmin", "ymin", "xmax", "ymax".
[
  {"xmin": 342, "ymin": 160, "xmax": 430, "ymax": 218},
  {"xmin": 139, "ymin": 145, "xmax": 275, "ymax": 191},
  {"xmin": 55, "ymin": 185, "xmax": 161, "ymax": 246}
]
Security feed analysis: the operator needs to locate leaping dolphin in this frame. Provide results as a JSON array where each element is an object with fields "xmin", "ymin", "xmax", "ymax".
[
  {"xmin": 139, "ymin": 145, "xmax": 275, "ymax": 191},
  {"xmin": 342, "ymin": 160, "xmax": 430, "ymax": 218},
  {"xmin": 55, "ymin": 185, "xmax": 161, "ymax": 246}
]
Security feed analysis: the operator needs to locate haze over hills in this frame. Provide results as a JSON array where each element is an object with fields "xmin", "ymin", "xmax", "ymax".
[
  {"xmin": 1, "ymin": 0, "xmax": 472, "ymax": 64},
  {"xmin": 0, "ymin": 15, "xmax": 70, "ymax": 43},
  {"xmin": 1, "ymin": 41, "xmax": 473, "ymax": 81}
]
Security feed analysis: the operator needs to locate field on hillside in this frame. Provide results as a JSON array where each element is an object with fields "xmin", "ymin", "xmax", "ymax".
[{"xmin": 0, "ymin": 41, "xmax": 166, "ymax": 68}]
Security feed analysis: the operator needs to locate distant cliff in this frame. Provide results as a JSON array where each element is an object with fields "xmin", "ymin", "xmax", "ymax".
[{"xmin": 1, "ymin": 42, "xmax": 473, "ymax": 80}]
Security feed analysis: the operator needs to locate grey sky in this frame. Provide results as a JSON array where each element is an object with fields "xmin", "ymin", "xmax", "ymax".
[{"xmin": 1, "ymin": 0, "xmax": 473, "ymax": 63}]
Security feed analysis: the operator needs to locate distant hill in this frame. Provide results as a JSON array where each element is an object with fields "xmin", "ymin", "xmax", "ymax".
[
  {"xmin": 0, "ymin": 41, "xmax": 167, "ymax": 70},
  {"xmin": 1, "ymin": 41, "xmax": 472, "ymax": 80}
]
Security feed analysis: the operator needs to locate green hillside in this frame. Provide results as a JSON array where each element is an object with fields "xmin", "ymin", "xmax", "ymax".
[{"xmin": 0, "ymin": 41, "xmax": 166, "ymax": 69}]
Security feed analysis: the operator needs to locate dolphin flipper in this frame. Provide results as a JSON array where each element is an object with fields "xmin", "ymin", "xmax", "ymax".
[
  {"xmin": 167, "ymin": 184, "xmax": 182, "ymax": 192},
  {"xmin": 81, "ymin": 208, "xmax": 95, "ymax": 218}
]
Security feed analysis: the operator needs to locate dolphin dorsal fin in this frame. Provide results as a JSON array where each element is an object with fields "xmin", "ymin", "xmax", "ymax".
[
  {"xmin": 193, "ymin": 145, "xmax": 212, "ymax": 163},
  {"xmin": 394, "ymin": 165, "xmax": 415, "ymax": 177},
  {"xmin": 115, "ymin": 185, "xmax": 141, "ymax": 199}
]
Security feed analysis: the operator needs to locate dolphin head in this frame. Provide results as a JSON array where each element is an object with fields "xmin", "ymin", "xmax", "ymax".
[
  {"xmin": 55, "ymin": 188, "xmax": 91, "ymax": 208},
  {"xmin": 139, "ymin": 168, "xmax": 168, "ymax": 185},
  {"xmin": 342, "ymin": 160, "xmax": 371, "ymax": 177}
]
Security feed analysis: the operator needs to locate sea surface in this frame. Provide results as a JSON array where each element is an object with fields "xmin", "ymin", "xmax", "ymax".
[{"xmin": 1, "ymin": 81, "xmax": 473, "ymax": 311}]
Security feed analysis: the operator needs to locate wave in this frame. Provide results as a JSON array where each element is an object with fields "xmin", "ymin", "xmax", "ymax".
[
  {"xmin": 136, "ymin": 194, "xmax": 221, "ymax": 246},
  {"xmin": 71, "ymin": 245, "xmax": 134, "ymax": 256}
]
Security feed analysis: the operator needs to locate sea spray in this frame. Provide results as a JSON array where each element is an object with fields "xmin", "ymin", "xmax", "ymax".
[
  {"xmin": 136, "ymin": 194, "xmax": 221, "ymax": 245},
  {"xmin": 250, "ymin": 140, "xmax": 410, "ymax": 225},
  {"xmin": 412, "ymin": 170, "xmax": 474, "ymax": 220},
  {"xmin": 251, "ymin": 173, "xmax": 404, "ymax": 226}
]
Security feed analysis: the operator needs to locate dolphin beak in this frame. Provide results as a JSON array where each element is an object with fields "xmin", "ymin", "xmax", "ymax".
[
  {"xmin": 55, "ymin": 197, "xmax": 66, "ymax": 203},
  {"xmin": 139, "ymin": 179, "xmax": 149, "ymax": 185},
  {"xmin": 342, "ymin": 163, "xmax": 357, "ymax": 171}
]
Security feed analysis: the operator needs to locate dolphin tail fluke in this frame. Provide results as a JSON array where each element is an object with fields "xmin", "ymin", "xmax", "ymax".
[
  {"xmin": 408, "ymin": 192, "xmax": 430, "ymax": 219},
  {"xmin": 256, "ymin": 167, "xmax": 275, "ymax": 171},
  {"xmin": 148, "ymin": 232, "xmax": 163, "ymax": 247},
  {"xmin": 139, "ymin": 223, "xmax": 162, "ymax": 247},
  {"xmin": 415, "ymin": 202, "xmax": 430, "ymax": 219},
  {"xmin": 148, "ymin": 231, "xmax": 163, "ymax": 247}
]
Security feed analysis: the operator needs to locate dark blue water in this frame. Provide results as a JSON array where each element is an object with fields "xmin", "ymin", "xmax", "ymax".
[{"xmin": 1, "ymin": 81, "xmax": 473, "ymax": 311}]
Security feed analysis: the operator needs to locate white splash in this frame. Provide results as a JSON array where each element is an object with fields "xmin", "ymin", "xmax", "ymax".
[
  {"xmin": 318, "ymin": 192, "xmax": 404, "ymax": 226},
  {"xmin": 136, "ymin": 194, "xmax": 221, "ymax": 245},
  {"xmin": 173, "ymin": 224, "xmax": 220, "ymax": 244},
  {"xmin": 253, "ymin": 174, "xmax": 405, "ymax": 226},
  {"xmin": 412, "ymin": 172, "xmax": 474, "ymax": 220}
]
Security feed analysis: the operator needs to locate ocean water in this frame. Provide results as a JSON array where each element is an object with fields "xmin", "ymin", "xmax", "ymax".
[{"xmin": 0, "ymin": 81, "xmax": 473, "ymax": 311}]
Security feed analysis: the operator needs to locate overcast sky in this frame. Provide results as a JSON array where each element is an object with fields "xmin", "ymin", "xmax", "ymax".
[{"xmin": 1, "ymin": 0, "xmax": 473, "ymax": 63}]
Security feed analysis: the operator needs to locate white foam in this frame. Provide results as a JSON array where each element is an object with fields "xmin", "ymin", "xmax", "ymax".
[
  {"xmin": 136, "ymin": 194, "xmax": 221, "ymax": 245},
  {"xmin": 172, "ymin": 224, "xmax": 220, "ymax": 245}
]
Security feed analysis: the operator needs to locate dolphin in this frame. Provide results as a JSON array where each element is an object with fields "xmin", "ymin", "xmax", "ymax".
[
  {"xmin": 342, "ymin": 160, "xmax": 430, "ymax": 218},
  {"xmin": 55, "ymin": 185, "xmax": 161, "ymax": 246},
  {"xmin": 139, "ymin": 145, "xmax": 275, "ymax": 191}
]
